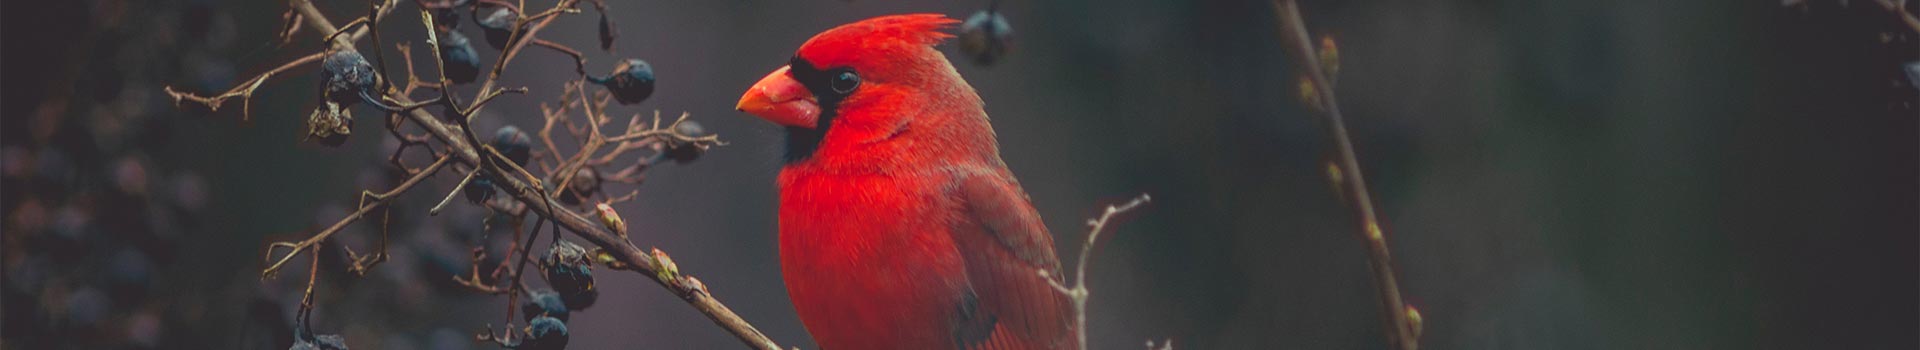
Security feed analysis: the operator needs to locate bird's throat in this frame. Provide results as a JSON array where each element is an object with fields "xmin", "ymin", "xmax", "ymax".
[{"xmin": 783, "ymin": 123, "xmax": 828, "ymax": 164}]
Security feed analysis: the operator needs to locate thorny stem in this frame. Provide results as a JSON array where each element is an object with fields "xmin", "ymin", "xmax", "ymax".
[
  {"xmin": 1042, "ymin": 194, "xmax": 1152, "ymax": 350},
  {"xmin": 1269, "ymin": 1, "xmax": 1418, "ymax": 349}
]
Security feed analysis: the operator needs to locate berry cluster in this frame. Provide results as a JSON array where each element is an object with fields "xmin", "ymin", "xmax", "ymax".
[{"xmin": 161, "ymin": 0, "xmax": 751, "ymax": 347}]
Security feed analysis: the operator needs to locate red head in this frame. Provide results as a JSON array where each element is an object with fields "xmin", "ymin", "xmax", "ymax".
[{"xmin": 737, "ymin": 14, "xmax": 993, "ymax": 166}]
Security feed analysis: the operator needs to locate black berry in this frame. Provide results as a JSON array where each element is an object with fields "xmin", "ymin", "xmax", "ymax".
[
  {"xmin": 475, "ymin": 7, "xmax": 517, "ymax": 50},
  {"xmin": 665, "ymin": 120, "xmax": 708, "ymax": 164},
  {"xmin": 429, "ymin": 0, "xmax": 470, "ymax": 29},
  {"xmin": 320, "ymin": 49, "xmax": 379, "ymax": 107},
  {"xmin": 557, "ymin": 167, "xmax": 599, "ymax": 206},
  {"xmin": 519, "ymin": 316, "xmax": 569, "ymax": 350},
  {"xmin": 492, "ymin": 125, "xmax": 533, "ymax": 168},
  {"xmin": 464, "ymin": 175, "xmax": 495, "ymax": 204},
  {"xmin": 959, "ymin": 10, "xmax": 1014, "ymax": 66},
  {"xmin": 542, "ymin": 241, "xmax": 597, "ymax": 310},
  {"xmin": 588, "ymin": 59, "xmax": 654, "ymax": 105},
  {"xmin": 438, "ymin": 30, "xmax": 481, "ymax": 84},
  {"xmin": 521, "ymin": 289, "xmax": 571, "ymax": 322}
]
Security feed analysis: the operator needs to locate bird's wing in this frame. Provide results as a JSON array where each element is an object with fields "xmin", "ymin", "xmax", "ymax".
[{"xmin": 948, "ymin": 168, "xmax": 1076, "ymax": 350}]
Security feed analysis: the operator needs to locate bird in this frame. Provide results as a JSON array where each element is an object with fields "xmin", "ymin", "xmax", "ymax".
[{"xmin": 735, "ymin": 14, "xmax": 1076, "ymax": 350}]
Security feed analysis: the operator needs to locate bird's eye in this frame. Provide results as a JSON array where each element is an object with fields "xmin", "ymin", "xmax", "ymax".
[{"xmin": 831, "ymin": 70, "xmax": 860, "ymax": 94}]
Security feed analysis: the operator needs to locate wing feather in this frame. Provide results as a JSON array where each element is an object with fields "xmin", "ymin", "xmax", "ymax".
[{"xmin": 948, "ymin": 168, "xmax": 1076, "ymax": 350}]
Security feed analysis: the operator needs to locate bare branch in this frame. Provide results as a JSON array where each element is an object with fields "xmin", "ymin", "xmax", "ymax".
[
  {"xmin": 269, "ymin": 2, "xmax": 784, "ymax": 348},
  {"xmin": 262, "ymin": 155, "xmax": 452, "ymax": 278},
  {"xmin": 163, "ymin": 53, "xmax": 324, "ymax": 121},
  {"xmin": 1040, "ymin": 194, "xmax": 1151, "ymax": 350},
  {"xmin": 1268, "ymin": 1, "xmax": 1418, "ymax": 349}
]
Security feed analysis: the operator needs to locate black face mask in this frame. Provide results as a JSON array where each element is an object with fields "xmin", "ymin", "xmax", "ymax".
[{"xmin": 782, "ymin": 57, "xmax": 861, "ymax": 163}]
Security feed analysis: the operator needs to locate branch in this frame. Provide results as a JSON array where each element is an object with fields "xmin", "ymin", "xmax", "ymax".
[
  {"xmin": 529, "ymin": 38, "xmax": 589, "ymax": 76},
  {"xmin": 281, "ymin": 2, "xmax": 782, "ymax": 348},
  {"xmin": 1268, "ymin": 1, "xmax": 1419, "ymax": 349},
  {"xmin": 467, "ymin": 0, "xmax": 583, "ymax": 119},
  {"xmin": 167, "ymin": 0, "xmax": 396, "ymax": 121},
  {"xmin": 263, "ymin": 155, "xmax": 452, "ymax": 278},
  {"xmin": 163, "ymin": 53, "xmax": 324, "ymax": 121},
  {"xmin": 1041, "ymin": 194, "xmax": 1152, "ymax": 350}
]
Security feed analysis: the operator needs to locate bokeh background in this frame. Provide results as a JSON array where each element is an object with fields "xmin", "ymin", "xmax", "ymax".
[{"xmin": 4, "ymin": 0, "xmax": 1916, "ymax": 349}]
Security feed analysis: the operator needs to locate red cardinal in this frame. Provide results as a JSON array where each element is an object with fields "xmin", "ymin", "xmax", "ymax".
[{"xmin": 736, "ymin": 14, "xmax": 1076, "ymax": 350}]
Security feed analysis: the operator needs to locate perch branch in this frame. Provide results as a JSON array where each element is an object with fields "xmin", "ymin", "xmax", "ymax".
[
  {"xmin": 1269, "ymin": 1, "xmax": 1418, "ymax": 349},
  {"xmin": 282, "ymin": 2, "xmax": 781, "ymax": 348}
]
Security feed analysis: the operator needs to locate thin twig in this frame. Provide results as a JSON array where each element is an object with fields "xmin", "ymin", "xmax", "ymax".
[
  {"xmin": 263, "ymin": 155, "xmax": 452, "ymax": 278},
  {"xmin": 529, "ymin": 38, "xmax": 589, "ymax": 76},
  {"xmin": 162, "ymin": 53, "xmax": 325, "ymax": 121},
  {"xmin": 1268, "ymin": 1, "xmax": 1418, "ymax": 349},
  {"xmin": 468, "ymin": 0, "xmax": 582, "ymax": 119},
  {"xmin": 431, "ymin": 167, "xmax": 479, "ymax": 215},
  {"xmin": 1041, "ymin": 194, "xmax": 1151, "ymax": 350}
]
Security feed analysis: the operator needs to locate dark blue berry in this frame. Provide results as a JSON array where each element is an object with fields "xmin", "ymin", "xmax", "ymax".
[
  {"xmin": 959, "ymin": 11, "xmax": 1014, "ymax": 66},
  {"xmin": 492, "ymin": 125, "xmax": 532, "ymax": 168},
  {"xmin": 519, "ymin": 316, "xmax": 569, "ymax": 350},
  {"xmin": 309, "ymin": 49, "xmax": 387, "ymax": 147},
  {"xmin": 438, "ymin": 30, "xmax": 481, "ymax": 84},
  {"xmin": 429, "ymin": 0, "xmax": 469, "ymax": 30},
  {"xmin": 542, "ymin": 241, "xmax": 597, "ymax": 310},
  {"xmin": 464, "ymin": 175, "xmax": 495, "ymax": 204},
  {"xmin": 1904, "ymin": 61, "xmax": 1920, "ymax": 88},
  {"xmin": 433, "ymin": 9, "xmax": 462, "ymax": 30},
  {"xmin": 664, "ymin": 120, "xmax": 707, "ymax": 164},
  {"xmin": 521, "ymin": 289, "xmax": 570, "ymax": 322},
  {"xmin": 557, "ymin": 167, "xmax": 599, "ymax": 206},
  {"xmin": 588, "ymin": 59, "xmax": 654, "ymax": 105},
  {"xmin": 475, "ymin": 7, "xmax": 517, "ymax": 50},
  {"xmin": 320, "ymin": 49, "xmax": 379, "ymax": 107}
]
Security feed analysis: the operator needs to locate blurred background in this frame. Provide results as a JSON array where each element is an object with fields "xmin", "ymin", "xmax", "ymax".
[{"xmin": 4, "ymin": 0, "xmax": 1916, "ymax": 349}]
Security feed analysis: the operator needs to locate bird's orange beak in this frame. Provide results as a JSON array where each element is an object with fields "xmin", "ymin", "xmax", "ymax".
[{"xmin": 736, "ymin": 66, "xmax": 820, "ymax": 128}]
